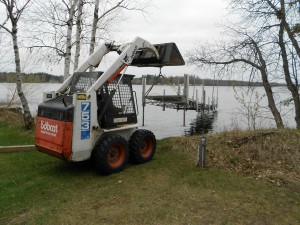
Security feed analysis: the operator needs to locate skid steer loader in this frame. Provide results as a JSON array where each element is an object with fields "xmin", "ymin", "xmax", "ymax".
[{"xmin": 35, "ymin": 37, "xmax": 185, "ymax": 174}]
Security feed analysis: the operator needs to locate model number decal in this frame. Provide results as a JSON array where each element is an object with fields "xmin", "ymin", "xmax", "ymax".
[{"xmin": 81, "ymin": 102, "xmax": 90, "ymax": 140}]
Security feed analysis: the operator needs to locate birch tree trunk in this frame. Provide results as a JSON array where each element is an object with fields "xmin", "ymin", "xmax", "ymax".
[
  {"xmin": 64, "ymin": 0, "xmax": 77, "ymax": 80},
  {"xmin": 12, "ymin": 23, "xmax": 34, "ymax": 129},
  {"xmin": 88, "ymin": 0, "xmax": 100, "ymax": 72},
  {"xmin": 0, "ymin": 0, "xmax": 34, "ymax": 130},
  {"xmin": 73, "ymin": 0, "xmax": 84, "ymax": 71},
  {"xmin": 88, "ymin": 0, "xmax": 126, "ymax": 72}
]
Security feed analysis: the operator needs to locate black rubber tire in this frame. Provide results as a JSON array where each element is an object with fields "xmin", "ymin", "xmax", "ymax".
[
  {"xmin": 92, "ymin": 134, "xmax": 128, "ymax": 175},
  {"xmin": 129, "ymin": 129, "xmax": 156, "ymax": 164}
]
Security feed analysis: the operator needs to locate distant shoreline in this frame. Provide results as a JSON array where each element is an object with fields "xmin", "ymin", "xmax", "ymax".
[
  {"xmin": 0, "ymin": 81, "xmax": 286, "ymax": 87},
  {"xmin": 0, "ymin": 72, "xmax": 286, "ymax": 87}
]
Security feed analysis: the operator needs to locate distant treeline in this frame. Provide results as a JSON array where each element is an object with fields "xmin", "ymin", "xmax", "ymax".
[
  {"xmin": 0, "ymin": 72, "xmax": 285, "ymax": 87},
  {"xmin": 0, "ymin": 72, "xmax": 63, "ymax": 83},
  {"xmin": 132, "ymin": 75, "xmax": 285, "ymax": 87}
]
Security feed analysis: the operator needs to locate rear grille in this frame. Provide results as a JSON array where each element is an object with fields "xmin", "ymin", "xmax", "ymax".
[
  {"xmin": 38, "ymin": 95, "xmax": 74, "ymax": 122},
  {"xmin": 38, "ymin": 108, "xmax": 73, "ymax": 122}
]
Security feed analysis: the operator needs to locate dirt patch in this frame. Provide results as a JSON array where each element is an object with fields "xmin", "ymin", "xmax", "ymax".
[
  {"xmin": 162, "ymin": 129, "xmax": 300, "ymax": 187},
  {"xmin": 0, "ymin": 107, "xmax": 23, "ymax": 125}
]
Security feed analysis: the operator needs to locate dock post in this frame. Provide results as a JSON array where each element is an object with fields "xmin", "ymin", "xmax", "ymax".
[
  {"xmin": 196, "ymin": 89, "xmax": 199, "ymax": 112},
  {"xmin": 184, "ymin": 74, "xmax": 189, "ymax": 105},
  {"xmin": 142, "ymin": 76, "xmax": 146, "ymax": 126},
  {"xmin": 208, "ymin": 97, "xmax": 210, "ymax": 111},
  {"xmin": 183, "ymin": 74, "xmax": 189, "ymax": 127},
  {"xmin": 202, "ymin": 90, "xmax": 206, "ymax": 105},
  {"xmin": 183, "ymin": 105, "xmax": 186, "ymax": 126},
  {"xmin": 163, "ymin": 89, "xmax": 166, "ymax": 111},
  {"xmin": 216, "ymin": 79, "xmax": 219, "ymax": 109}
]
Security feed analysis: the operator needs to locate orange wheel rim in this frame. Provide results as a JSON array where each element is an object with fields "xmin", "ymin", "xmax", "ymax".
[
  {"xmin": 107, "ymin": 144, "xmax": 125, "ymax": 168},
  {"xmin": 141, "ymin": 137, "xmax": 153, "ymax": 158}
]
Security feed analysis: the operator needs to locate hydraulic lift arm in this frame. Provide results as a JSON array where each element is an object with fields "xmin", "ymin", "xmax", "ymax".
[
  {"xmin": 88, "ymin": 37, "xmax": 159, "ymax": 92},
  {"xmin": 57, "ymin": 37, "xmax": 159, "ymax": 94}
]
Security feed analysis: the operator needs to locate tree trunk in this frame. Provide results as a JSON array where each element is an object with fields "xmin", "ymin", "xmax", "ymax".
[
  {"xmin": 279, "ymin": 21, "xmax": 300, "ymax": 129},
  {"xmin": 251, "ymin": 39, "xmax": 284, "ymax": 128},
  {"xmin": 279, "ymin": 0, "xmax": 300, "ymax": 60},
  {"xmin": 73, "ymin": 0, "xmax": 84, "ymax": 71},
  {"xmin": 283, "ymin": 20, "xmax": 300, "ymax": 60},
  {"xmin": 89, "ymin": 0, "xmax": 100, "ymax": 72},
  {"xmin": 12, "ymin": 23, "xmax": 34, "ymax": 130},
  {"xmin": 64, "ymin": 0, "xmax": 76, "ymax": 80},
  {"xmin": 260, "ymin": 67, "xmax": 284, "ymax": 128}
]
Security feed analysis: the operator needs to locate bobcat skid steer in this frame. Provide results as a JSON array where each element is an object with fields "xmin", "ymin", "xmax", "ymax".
[{"xmin": 35, "ymin": 37, "xmax": 185, "ymax": 174}]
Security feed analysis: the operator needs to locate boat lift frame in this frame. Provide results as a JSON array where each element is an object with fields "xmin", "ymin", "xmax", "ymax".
[{"xmin": 141, "ymin": 73, "xmax": 218, "ymax": 126}]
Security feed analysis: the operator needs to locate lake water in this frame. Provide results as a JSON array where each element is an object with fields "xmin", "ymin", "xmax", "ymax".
[{"xmin": 0, "ymin": 83, "xmax": 295, "ymax": 139}]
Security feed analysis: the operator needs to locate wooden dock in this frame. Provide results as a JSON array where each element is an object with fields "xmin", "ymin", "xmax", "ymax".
[
  {"xmin": 145, "ymin": 95, "xmax": 215, "ymax": 111},
  {"xmin": 141, "ymin": 74, "xmax": 218, "ymax": 126}
]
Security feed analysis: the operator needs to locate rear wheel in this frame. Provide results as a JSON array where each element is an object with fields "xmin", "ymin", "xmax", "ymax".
[
  {"xmin": 92, "ymin": 134, "xmax": 128, "ymax": 175},
  {"xmin": 129, "ymin": 129, "xmax": 156, "ymax": 164}
]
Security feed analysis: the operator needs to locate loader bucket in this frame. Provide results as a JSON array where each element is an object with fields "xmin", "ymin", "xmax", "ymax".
[{"xmin": 131, "ymin": 42, "xmax": 185, "ymax": 67}]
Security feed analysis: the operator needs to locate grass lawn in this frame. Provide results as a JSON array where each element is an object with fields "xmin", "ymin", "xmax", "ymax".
[
  {"xmin": 0, "ymin": 122, "xmax": 34, "ymax": 146},
  {"xmin": 0, "ymin": 120, "xmax": 299, "ymax": 224},
  {"xmin": 1, "ymin": 147, "xmax": 300, "ymax": 225}
]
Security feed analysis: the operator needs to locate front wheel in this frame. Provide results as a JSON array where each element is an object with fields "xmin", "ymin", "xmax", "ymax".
[
  {"xmin": 92, "ymin": 134, "xmax": 128, "ymax": 175},
  {"xmin": 129, "ymin": 129, "xmax": 156, "ymax": 164}
]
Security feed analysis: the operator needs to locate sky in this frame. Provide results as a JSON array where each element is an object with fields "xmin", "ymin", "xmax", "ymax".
[
  {"xmin": 93, "ymin": 0, "xmax": 229, "ymax": 78},
  {"xmin": 0, "ymin": 0, "xmax": 229, "ymax": 78}
]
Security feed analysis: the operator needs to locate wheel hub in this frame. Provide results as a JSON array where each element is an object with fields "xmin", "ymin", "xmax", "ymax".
[
  {"xmin": 140, "ymin": 138, "xmax": 153, "ymax": 157},
  {"xmin": 107, "ymin": 144, "xmax": 125, "ymax": 168}
]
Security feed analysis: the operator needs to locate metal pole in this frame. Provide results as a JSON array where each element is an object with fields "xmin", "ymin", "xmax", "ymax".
[
  {"xmin": 142, "ymin": 76, "xmax": 146, "ymax": 126},
  {"xmin": 201, "ymin": 136, "xmax": 206, "ymax": 167},
  {"xmin": 197, "ymin": 136, "xmax": 206, "ymax": 167}
]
